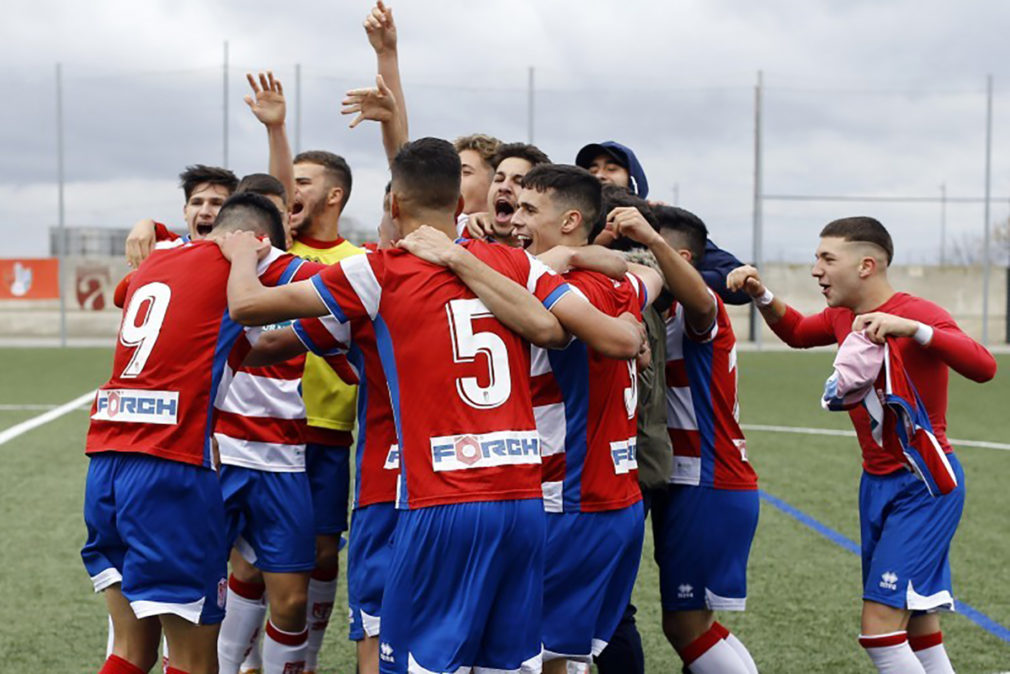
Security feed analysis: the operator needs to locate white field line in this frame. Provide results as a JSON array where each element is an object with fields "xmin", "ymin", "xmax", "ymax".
[
  {"xmin": 0, "ymin": 390, "xmax": 97, "ymax": 447},
  {"xmin": 742, "ymin": 423, "xmax": 1010, "ymax": 452}
]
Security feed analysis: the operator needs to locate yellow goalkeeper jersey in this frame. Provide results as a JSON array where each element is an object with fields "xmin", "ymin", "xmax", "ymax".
[{"xmin": 288, "ymin": 234, "xmax": 364, "ymax": 440}]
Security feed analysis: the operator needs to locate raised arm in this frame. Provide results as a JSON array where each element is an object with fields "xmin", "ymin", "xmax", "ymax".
[
  {"xmin": 341, "ymin": 75, "xmax": 405, "ymax": 166},
  {"xmin": 727, "ymin": 264, "xmax": 836, "ymax": 348},
  {"xmin": 398, "ymin": 226, "xmax": 567, "ymax": 348},
  {"xmin": 608, "ymin": 207, "xmax": 715, "ymax": 334},
  {"xmin": 244, "ymin": 71, "xmax": 295, "ymax": 204},
  {"xmin": 219, "ymin": 232, "xmax": 328, "ymax": 326},
  {"xmin": 365, "ymin": 1, "xmax": 408, "ymax": 146}
]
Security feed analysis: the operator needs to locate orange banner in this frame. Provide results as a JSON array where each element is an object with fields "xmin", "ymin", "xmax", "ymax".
[{"xmin": 0, "ymin": 258, "xmax": 61, "ymax": 300}]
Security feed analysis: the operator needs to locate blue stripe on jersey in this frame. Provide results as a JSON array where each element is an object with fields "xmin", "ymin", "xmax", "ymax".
[
  {"xmin": 310, "ymin": 275, "xmax": 349, "ymax": 323},
  {"xmin": 542, "ymin": 283, "xmax": 572, "ymax": 311},
  {"xmin": 278, "ymin": 258, "xmax": 304, "ymax": 285},
  {"xmin": 683, "ymin": 337, "xmax": 716, "ymax": 487},
  {"xmin": 205, "ymin": 310, "xmax": 244, "ymax": 468},
  {"xmin": 348, "ymin": 341, "xmax": 368, "ymax": 509},
  {"xmin": 372, "ymin": 314, "xmax": 406, "ymax": 509},
  {"xmin": 292, "ymin": 321, "xmax": 322, "ymax": 355},
  {"xmin": 548, "ymin": 342, "xmax": 591, "ymax": 511}
]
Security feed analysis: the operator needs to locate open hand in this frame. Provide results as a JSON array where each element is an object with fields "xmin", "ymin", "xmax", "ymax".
[
  {"xmin": 244, "ymin": 71, "xmax": 286, "ymax": 128},
  {"xmin": 342, "ymin": 75, "xmax": 397, "ymax": 128},
  {"xmin": 397, "ymin": 225, "xmax": 459, "ymax": 266}
]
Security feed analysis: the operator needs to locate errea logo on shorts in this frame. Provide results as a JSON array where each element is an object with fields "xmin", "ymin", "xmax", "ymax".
[
  {"xmin": 379, "ymin": 642, "xmax": 394, "ymax": 664},
  {"xmin": 678, "ymin": 584, "xmax": 694, "ymax": 599},
  {"xmin": 610, "ymin": 437, "xmax": 639, "ymax": 475},
  {"xmin": 92, "ymin": 389, "xmax": 179, "ymax": 425},
  {"xmin": 879, "ymin": 571, "xmax": 899, "ymax": 591},
  {"xmin": 430, "ymin": 431, "xmax": 540, "ymax": 472}
]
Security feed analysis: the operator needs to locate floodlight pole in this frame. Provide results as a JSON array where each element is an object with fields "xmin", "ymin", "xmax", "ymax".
[
  {"xmin": 56, "ymin": 62, "xmax": 67, "ymax": 347},
  {"xmin": 750, "ymin": 70, "xmax": 764, "ymax": 345},
  {"xmin": 982, "ymin": 74, "xmax": 992, "ymax": 345},
  {"xmin": 223, "ymin": 41, "xmax": 229, "ymax": 168},
  {"xmin": 295, "ymin": 63, "xmax": 302, "ymax": 155},
  {"xmin": 939, "ymin": 183, "xmax": 947, "ymax": 266},
  {"xmin": 527, "ymin": 66, "xmax": 535, "ymax": 144}
]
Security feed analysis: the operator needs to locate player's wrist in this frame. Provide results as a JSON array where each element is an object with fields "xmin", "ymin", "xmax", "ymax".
[
  {"xmin": 912, "ymin": 321, "xmax": 934, "ymax": 345},
  {"xmin": 754, "ymin": 287, "xmax": 774, "ymax": 306}
]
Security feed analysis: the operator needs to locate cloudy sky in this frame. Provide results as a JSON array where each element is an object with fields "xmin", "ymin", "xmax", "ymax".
[{"xmin": 4, "ymin": 0, "xmax": 1010, "ymax": 263}]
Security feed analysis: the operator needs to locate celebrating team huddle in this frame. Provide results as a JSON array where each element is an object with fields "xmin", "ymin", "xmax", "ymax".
[{"xmin": 80, "ymin": 4, "xmax": 997, "ymax": 674}]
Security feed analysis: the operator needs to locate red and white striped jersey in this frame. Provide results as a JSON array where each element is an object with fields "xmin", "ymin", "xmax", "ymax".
[
  {"xmin": 296, "ymin": 307, "xmax": 401, "ymax": 509},
  {"xmin": 87, "ymin": 241, "xmax": 305, "ymax": 468},
  {"xmin": 664, "ymin": 290, "xmax": 757, "ymax": 490},
  {"xmin": 310, "ymin": 239, "xmax": 571, "ymax": 509},
  {"xmin": 533, "ymin": 270, "xmax": 646, "ymax": 513}
]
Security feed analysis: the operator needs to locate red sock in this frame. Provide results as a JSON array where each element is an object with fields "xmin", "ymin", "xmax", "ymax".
[
  {"xmin": 908, "ymin": 631, "xmax": 944, "ymax": 652},
  {"xmin": 228, "ymin": 573, "xmax": 266, "ymax": 600},
  {"xmin": 98, "ymin": 655, "xmax": 145, "ymax": 674},
  {"xmin": 676, "ymin": 624, "xmax": 724, "ymax": 666},
  {"xmin": 311, "ymin": 566, "xmax": 338, "ymax": 582}
]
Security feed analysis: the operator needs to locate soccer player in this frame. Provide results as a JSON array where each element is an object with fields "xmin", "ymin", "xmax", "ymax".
[
  {"xmin": 727, "ymin": 216, "xmax": 997, "ymax": 674},
  {"xmin": 82, "ymin": 192, "xmax": 291, "ymax": 674},
  {"xmin": 575, "ymin": 140, "xmax": 750, "ymax": 305},
  {"xmin": 464, "ymin": 142, "xmax": 551, "ymax": 245},
  {"xmin": 504, "ymin": 164, "xmax": 661, "ymax": 672},
  {"xmin": 220, "ymin": 137, "xmax": 645, "ymax": 673},
  {"xmin": 454, "ymin": 133, "xmax": 502, "ymax": 221},
  {"xmin": 613, "ymin": 205, "xmax": 760, "ymax": 674},
  {"xmin": 124, "ymin": 165, "xmax": 238, "ymax": 266}
]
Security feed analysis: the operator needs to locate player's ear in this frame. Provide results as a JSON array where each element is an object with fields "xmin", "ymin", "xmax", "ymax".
[
  {"xmin": 327, "ymin": 185, "xmax": 345, "ymax": 209},
  {"xmin": 560, "ymin": 209, "xmax": 581, "ymax": 235},
  {"xmin": 858, "ymin": 255, "xmax": 876, "ymax": 278},
  {"xmin": 678, "ymin": 249, "xmax": 693, "ymax": 264},
  {"xmin": 390, "ymin": 193, "xmax": 401, "ymax": 220}
]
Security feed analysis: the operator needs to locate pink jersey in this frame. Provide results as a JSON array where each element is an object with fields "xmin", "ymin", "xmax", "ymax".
[
  {"xmin": 310, "ymin": 239, "xmax": 571, "ymax": 509},
  {"xmin": 296, "ymin": 306, "xmax": 401, "ymax": 509},
  {"xmin": 87, "ymin": 241, "xmax": 305, "ymax": 468},
  {"xmin": 665, "ymin": 290, "xmax": 757, "ymax": 490},
  {"xmin": 533, "ymin": 270, "xmax": 646, "ymax": 513},
  {"xmin": 214, "ymin": 258, "xmax": 329, "ymax": 472}
]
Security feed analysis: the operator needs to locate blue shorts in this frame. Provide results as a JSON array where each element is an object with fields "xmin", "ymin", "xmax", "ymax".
[
  {"xmin": 379, "ymin": 500, "xmax": 544, "ymax": 674},
  {"xmin": 81, "ymin": 452, "xmax": 228, "ymax": 624},
  {"xmin": 652, "ymin": 486, "xmax": 759, "ymax": 612},
  {"xmin": 860, "ymin": 455, "xmax": 965, "ymax": 612},
  {"xmin": 542, "ymin": 503, "xmax": 644, "ymax": 661},
  {"xmin": 305, "ymin": 443, "xmax": 350, "ymax": 535},
  {"xmin": 348, "ymin": 502, "xmax": 399, "ymax": 641},
  {"xmin": 220, "ymin": 464, "xmax": 316, "ymax": 573}
]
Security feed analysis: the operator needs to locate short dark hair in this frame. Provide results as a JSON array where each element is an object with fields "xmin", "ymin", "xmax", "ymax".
[
  {"xmin": 294, "ymin": 150, "xmax": 353, "ymax": 210},
  {"xmin": 597, "ymin": 184, "xmax": 658, "ymax": 250},
  {"xmin": 521, "ymin": 164, "xmax": 602, "ymax": 239},
  {"xmin": 390, "ymin": 137, "xmax": 462, "ymax": 212},
  {"xmin": 236, "ymin": 173, "xmax": 286, "ymax": 206},
  {"xmin": 212, "ymin": 192, "xmax": 286, "ymax": 250},
  {"xmin": 820, "ymin": 216, "xmax": 894, "ymax": 265},
  {"xmin": 490, "ymin": 142, "xmax": 550, "ymax": 172},
  {"xmin": 655, "ymin": 206, "xmax": 708, "ymax": 265},
  {"xmin": 179, "ymin": 165, "xmax": 238, "ymax": 201}
]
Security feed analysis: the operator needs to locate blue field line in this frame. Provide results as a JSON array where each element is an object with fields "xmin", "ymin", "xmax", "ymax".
[{"xmin": 758, "ymin": 489, "xmax": 1010, "ymax": 644}]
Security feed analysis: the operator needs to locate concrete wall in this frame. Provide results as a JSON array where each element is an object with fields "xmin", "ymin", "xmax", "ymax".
[{"xmin": 1, "ymin": 257, "xmax": 1007, "ymax": 344}]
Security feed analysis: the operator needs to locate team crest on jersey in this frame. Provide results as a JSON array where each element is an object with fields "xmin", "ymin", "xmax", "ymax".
[
  {"xmin": 217, "ymin": 578, "xmax": 227, "ymax": 608},
  {"xmin": 610, "ymin": 437, "xmax": 639, "ymax": 475},
  {"xmin": 384, "ymin": 444, "xmax": 400, "ymax": 470},
  {"xmin": 379, "ymin": 642, "xmax": 395, "ymax": 664},
  {"xmin": 92, "ymin": 389, "xmax": 179, "ymax": 425},
  {"xmin": 879, "ymin": 571, "xmax": 899, "ymax": 591},
  {"xmin": 430, "ymin": 430, "xmax": 540, "ymax": 472}
]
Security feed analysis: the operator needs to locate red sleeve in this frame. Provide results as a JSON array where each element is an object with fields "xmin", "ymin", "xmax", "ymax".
[
  {"xmin": 153, "ymin": 222, "xmax": 180, "ymax": 242},
  {"xmin": 113, "ymin": 272, "xmax": 134, "ymax": 309},
  {"xmin": 311, "ymin": 253, "xmax": 384, "ymax": 322},
  {"xmin": 323, "ymin": 354, "xmax": 360, "ymax": 385},
  {"xmin": 770, "ymin": 304, "xmax": 838, "ymax": 348},
  {"xmin": 920, "ymin": 306, "xmax": 998, "ymax": 382}
]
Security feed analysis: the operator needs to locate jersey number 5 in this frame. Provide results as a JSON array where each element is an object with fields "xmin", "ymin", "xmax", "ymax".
[
  {"xmin": 446, "ymin": 298, "xmax": 511, "ymax": 409},
  {"xmin": 119, "ymin": 282, "xmax": 171, "ymax": 378}
]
